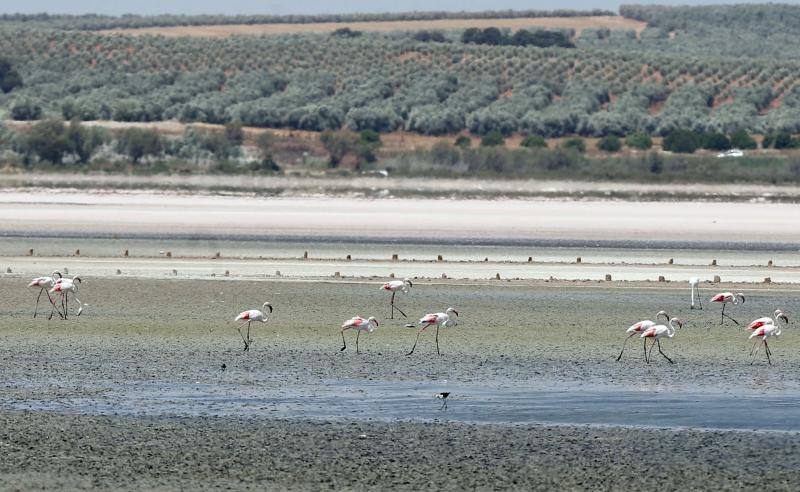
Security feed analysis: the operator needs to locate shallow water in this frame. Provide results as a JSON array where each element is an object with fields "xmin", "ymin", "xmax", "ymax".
[{"xmin": 7, "ymin": 379, "xmax": 799, "ymax": 432}]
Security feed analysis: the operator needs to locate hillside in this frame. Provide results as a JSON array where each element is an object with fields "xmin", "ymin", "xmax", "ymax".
[{"xmin": 1, "ymin": 4, "xmax": 800, "ymax": 140}]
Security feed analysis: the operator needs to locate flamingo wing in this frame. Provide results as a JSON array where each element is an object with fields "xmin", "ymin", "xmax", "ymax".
[
  {"xmin": 747, "ymin": 318, "xmax": 771, "ymax": 331},
  {"xmin": 419, "ymin": 314, "xmax": 438, "ymax": 324}
]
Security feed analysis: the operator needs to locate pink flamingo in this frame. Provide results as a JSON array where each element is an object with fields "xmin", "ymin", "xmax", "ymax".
[
  {"xmin": 233, "ymin": 302, "xmax": 272, "ymax": 351},
  {"xmin": 747, "ymin": 311, "xmax": 788, "ymax": 362},
  {"xmin": 710, "ymin": 292, "xmax": 745, "ymax": 325},
  {"xmin": 406, "ymin": 307, "xmax": 458, "ymax": 356},
  {"xmin": 616, "ymin": 310, "xmax": 670, "ymax": 361},
  {"xmin": 380, "ymin": 278, "xmax": 412, "ymax": 319},
  {"xmin": 749, "ymin": 323, "xmax": 782, "ymax": 365},
  {"xmin": 339, "ymin": 316, "xmax": 379, "ymax": 354},
  {"xmin": 49, "ymin": 276, "xmax": 83, "ymax": 319},
  {"xmin": 640, "ymin": 318, "xmax": 684, "ymax": 364},
  {"xmin": 28, "ymin": 271, "xmax": 63, "ymax": 319}
]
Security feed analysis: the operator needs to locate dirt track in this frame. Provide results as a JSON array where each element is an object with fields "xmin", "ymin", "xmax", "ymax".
[{"xmin": 99, "ymin": 16, "xmax": 647, "ymax": 38}]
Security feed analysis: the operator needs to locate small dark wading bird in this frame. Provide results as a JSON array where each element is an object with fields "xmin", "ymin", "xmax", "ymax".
[
  {"xmin": 233, "ymin": 302, "xmax": 273, "ymax": 351},
  {"xmin": 640, "ymin": 318, "xmax": 684, "ymax": 364},
  {"xmin": 710, "ymin": 292, "xmax": 745, "ymax": 325},
  {"xmin": 747, "ymin": 310, "xmax": 789, "ymax": 365},
  {"xmin": 689, "ymin": 277, "xmax": 703, "ymax": 310},
  {"xmin": 616, "ymin": 310, "xmax": 670, "ymax": 362},
  {"xmin": 407, "ymin": 307, "xmax": 458, "ymax": 356},
  {"xmin": 380, "ymin": 278, "xmax": 412, "ymax": 319},
  {"xmin": 28, "ymin": 271, "xmax": 64, "ymax": 319},
  {"xmin": 339, "ymin": 316, "xmax": 379, "ymax": 354},
  {"xmin": 50, "ymin": 276, "xmax": 84, "ymax": 319},
  {"xmin": 435, "ymin": 392, "xmax": 450, "ymax": 411}
]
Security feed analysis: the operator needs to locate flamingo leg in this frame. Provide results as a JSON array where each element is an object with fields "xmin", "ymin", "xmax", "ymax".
[
  {"xmin": 33, "ymin": 288, "xmax": 44, "ymax": 318},
  {"xmin": 616, "ymin": 333, "xmax": 636, "ymax": 361},
  {"xmin": 723, "ymin": 311, "xmax": 740, "ymax": 325},
  {"xmin": 65, "ymin": 293, "xmax": 69, "ymax": 319},
  {"xmin": 751, "ymin": 340, "xmax": 762, "ymax": 364},
  {"xmin": 656, "ymin": 339, "xmax": 674, "ymax": 364},
  {"xmin": 749, "ymin": 339, "xmax": 759, "ymax": 356},
  {"xmin": 246, "ymin": 321, "xmax": 252, "ymax": 349},
  {"xmin": 440, "ymin": 399, "xmax": 447, "ymax": 411},
  {"xmin": 764, "ymin": 340, "xmax": 772, "ymax": 365},
  {"xmin": 340, "ymin": 329, "xmax": 347, "ymax": 351},
  {"xmin": 406, "ymin": 324, "xmax": 431, "ymax": 356},
  {"xmin": 646, "ymin": 338, "xmax": 655, "ymax": 364},
  {"xmin": 696, "ymin": 288, "xmax": 703, "ymax": 310},
  {"xmin": 356, "ymin": 330, "xmax": 361, "ymax": 354},
  {"xmin": 46, "ymin": 289, "xmax": 63, "ymax": 320},
  {"xmin": 720, "ymin": 304, "xmax": 725, "ymax": 325},
  {"xmin": 435, "ymin": 324, "xmax": 440, "ymax": 356},
  {"xmin": 642, "ymin": 338, "xmax": 647, "ymax": 362},
  {"xmin": 236, "ymin": 323, "xmax": 249, "ymax": 351}
]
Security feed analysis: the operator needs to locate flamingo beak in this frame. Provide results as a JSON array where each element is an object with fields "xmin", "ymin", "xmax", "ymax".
[
  {"xmin": 268, "ymin": 305, "xmax": 273, "ymax": 313},
  {"xmin": 454, "ymin": 310, "xmax": 459, "ymax": 317},
  {"xmin": 780, "ymin": 314, "xmax": 788, "ymax": 323},
  {"xmin": 408, "ymin": 280, "xmax": 413, "ymax": 288}
]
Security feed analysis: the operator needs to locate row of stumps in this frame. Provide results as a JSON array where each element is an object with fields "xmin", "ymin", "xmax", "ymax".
[{"xmin": 18, "ymin": 249, "xmax": 781, "ymax": 268}]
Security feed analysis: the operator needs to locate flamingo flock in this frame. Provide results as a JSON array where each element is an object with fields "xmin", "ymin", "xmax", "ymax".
[
  {"xmin": 24, "ymin": 269, "xmax": 790, "ymax": 366},
  {"xmin": 27, "ymin": 272, "xmax": 85, "ymax": 320},
  {"xmin": 615, "ymin": 279, "xmax": 790, "ymax": 366}
]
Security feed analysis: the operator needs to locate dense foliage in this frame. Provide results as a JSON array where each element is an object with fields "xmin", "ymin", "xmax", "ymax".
[{"xmin": 1, "ymin": 5, "xmax": 800, "ymax": 142}]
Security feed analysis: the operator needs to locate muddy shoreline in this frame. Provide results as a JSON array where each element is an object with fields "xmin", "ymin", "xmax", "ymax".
[
  {"xmin": 3, "ymin": 277, "xmax": 800, "ymax": 489},
  {"xmin": 1, "ymin": 411, "xmax": 799, "ymax": 490}
]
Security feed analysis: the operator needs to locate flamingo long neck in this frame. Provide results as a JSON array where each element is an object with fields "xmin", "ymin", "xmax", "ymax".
[{"xmin": 666, "ymin": 320, "xmax": 678, "ymax": 337}]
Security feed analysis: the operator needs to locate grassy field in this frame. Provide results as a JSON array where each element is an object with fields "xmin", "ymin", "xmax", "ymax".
[{"xmin": 98, "ymin": 15, "xmax": 647, "ymax": 38}]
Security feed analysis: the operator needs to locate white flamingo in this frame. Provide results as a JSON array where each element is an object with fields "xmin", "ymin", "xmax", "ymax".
[
  {"xmin": 380, "ymin": 278, "xmax": 412, "ymax": 319},
  {"xmin": 233, "ymin": 302, "xmax": 273, "ymax": 351},
  {"xmin": 28, "ymin": 271, "xmax": 63, "ymax": 319},
  {"xmin": 640, "ymin": 318, "xmax": 684, "ymax": 364},
  {"xmin": 339, "ymin": 316, "xmax": 379, "ymax": 354},
  {"xmin": 616, "ymin": 310, "xmax": 670, "ymax": 361},
  {"xmin": 406, "ymin": 307, "xmax": 458, "ymax": 356},
  {"xmin": 689, "ymin": 277, "xmax": 703, "ymax": 310},
  {"xmin": 49, "ymin": 276, "xmax": 84, "ymax": 319},
  {"xmin": 749, "ymin": 323, "xmax": 782, "ymax": 365},
  {"xmin": 747, "ymin": 310, "xmax": 788, "ymax": 361},
  {"xmin": 710, "ymin": 292, "xmax": 745, "ymax": 325}
]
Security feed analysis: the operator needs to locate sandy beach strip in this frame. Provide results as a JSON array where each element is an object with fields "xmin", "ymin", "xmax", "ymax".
[{"xmin": 2, "ymin": 191, "xmax": 800, "ymax": 246}]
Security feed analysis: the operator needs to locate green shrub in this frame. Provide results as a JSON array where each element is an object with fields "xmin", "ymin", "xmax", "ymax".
[
  {"xmin": 729, "ymin": 129, "xmax": 757, "ymax": 149},
  {"xmin": 561, "ymin": 137, "xmax": 586, "ymax": 153},
  {"xmin": 480, "ymin": 130, "xmax": 505, "ymax": 147},
  {"xmin": 663, "ymin": 129, "xmax": 701, "ymax": 153},
  {"xmin": 520, "ymin": 135, "xmax": 547, "ymax": 148},
  {"xmin": 625, "ymin": 132, "xmax": 653, "ymax": 150},
  {"xmin": 454, "ymin": 135, "xmax": 471, "ymax": 148},
  {"xmin": 701, "ymin": 132, "xmax": 731, "ymax": 151},
  {"xmin": 597, "ymin": 135, "xmax": 622, "ymax": 152}
]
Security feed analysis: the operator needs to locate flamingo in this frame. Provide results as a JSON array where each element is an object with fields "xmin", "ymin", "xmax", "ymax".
[
  {"xmin": 339, "ymin": 316, "xmax": 379, "ymax": 354},
  {"xmin": 49, "ymin": 276, "xmax": 84, "ymax": 319},
  {"xmin": 640, "ymin": 318, "xmax": 684, "ymax": 364},
  {"xmin": 710, "ymin": 292, "xmax": 745, "ymax": 325},
  {"xmin": 689, "ymin": 277, "xmax": 703, "ymax": 310},
  {"xmin": 28, "ymin": 271, "xmax": 63, "ymax": 319},
  {"xmin": 747, "ymin": 310, "xmax": 788, "ymax": 359},
  {"xmin": 233, "ymin": 302, "xmax": 273, "ymax": 351},
  {"xmin": 749, "ymin": 323, "xmax": 782, "ymax": 365},
  {"xmin": 380, "ymin": 278, "xmax": 413, "ymax": 319},
  {"xmin": 406, "ymin": 307, "xmax": 458, "ymax": 356},
  {"xmin": 616, "ymin": 310, "xmax": 670, "ymax": 361}
]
